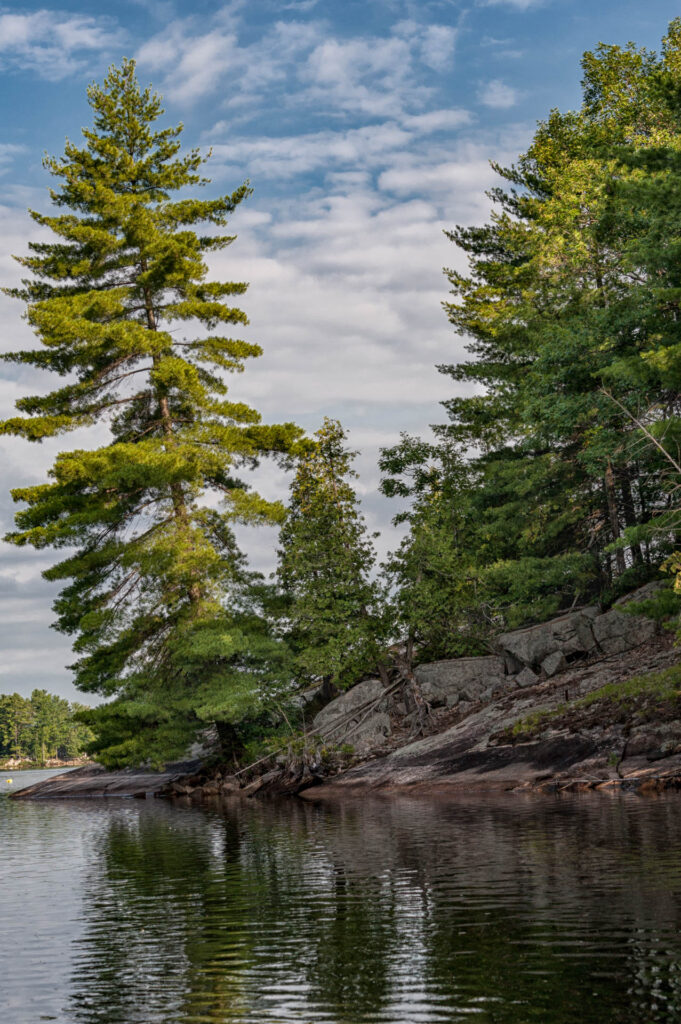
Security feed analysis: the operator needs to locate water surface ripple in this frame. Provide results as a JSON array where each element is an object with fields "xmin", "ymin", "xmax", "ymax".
[{"xmin": 3, "ymin": 772, "xmax": 681, "ymax": 1023}]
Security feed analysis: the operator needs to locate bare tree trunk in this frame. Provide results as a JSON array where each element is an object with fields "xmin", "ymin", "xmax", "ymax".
[
  {"xmin": 604, "ymin": 461, "xmax": 626, "ymax": 575},
  {"xmin": 215, "ymin": 721, "xmax": 244, "ymax": 763},
  {"xmin": 619, "ymin": 466, "xmax": 643, "ymax": 564}
]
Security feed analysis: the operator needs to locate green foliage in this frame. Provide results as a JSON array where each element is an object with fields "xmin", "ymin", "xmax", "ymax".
[
  {"xmin": 0, "ymin": 690, "xmax": 94, "ymax": 762},
  {"xmin": 618, "ymin": 585, "xmax": 681, "ymax": 625},
  {"xmin": 1, "ymin": 61, "xmax": 301, "ymax": 767},
  {"xmin": 503, "ymin": 664, "xmax": 681, "ymax": 743},
  {"xmin": 380, "ymin": 435, "xmax": 491, "ymax": 660},
  {"xmin": 574, "ymin": 664, "xmax": 681, "ymax": 711},
  {"xmin": 277, "ymin": 419, "xmax": 388, "ymax": 689},
  {"xmin": 396, "ymin": 20, "xmax": 681, "ymax": 635},
  {"xmin": 480, "ymin": 554, "xmax": 596, "ymax": 628}
]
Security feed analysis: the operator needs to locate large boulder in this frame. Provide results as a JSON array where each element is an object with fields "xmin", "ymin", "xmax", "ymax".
[
  {"xmin": 591, "ymin": 607, "xmax": 657, "ymax": 655},
  {"xmin": 498, "ymin": 607, "xmax": 599, "ymax": 670},
  {"xmin": 515, "ymin": 666, "xmax": 540, "ymax": 688},
  {"xmin": 613, "ymin": 580, "xmax": 667, "ymax": 608},
  {"xmin": 541, "ymin": 650, "xmax": 567, "ymax": 678},
  {"xmin": 351, "ymin": 713, "xmax": 392, "ymax": 751},
  {"xmin": 415, "ymin": 656, "xmax": 507, "ymax": 707},
  {"xmin": 312, "ymin": 678, "xmax": 385, "ymax": 741}
]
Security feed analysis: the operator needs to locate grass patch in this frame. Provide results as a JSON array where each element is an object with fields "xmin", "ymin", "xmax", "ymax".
[
  {"xmin": 575, "ymin": 664, "xmax": 681, "ymax": 711},
  {"xmin": 496, "ymin": 664, "xmax": 681, "ymax": 744}
]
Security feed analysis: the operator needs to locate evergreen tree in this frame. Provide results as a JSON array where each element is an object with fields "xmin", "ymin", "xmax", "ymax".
[
  {"xmin": 379, "ymin": 435, "xmax": 490, "ymax": 661},
  {"xmin": 432, "ymin": 23, "xmax": 681, "ymax": 623},
  {"xmin": 277, "ymin": 419, "xmax": 388, "ymax": 692},
  {"xmin": 1, "ymin": 60, "xmax": 300, "ymax": 767},
  {"xmin": 0, "ymin": 694, "xmax": 34, "ymax": 759},
  {"xmin": 0, "ymin": 690, "xmax": 95, "ymax": 762}
]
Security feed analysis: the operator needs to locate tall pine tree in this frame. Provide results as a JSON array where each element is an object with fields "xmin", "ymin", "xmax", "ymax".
[
  {"xmin": 1, "ymin": 60, "xmax": 301, "ymax": 766},
  {"xmin": 277, "ymin": 419, "xmax": 389, "ymax": 693},
  {"xmin": 434, "ymin": 24, "xmax": 681, "ymax": 622},
  {"xmin": 379, "ymin": 434, "xmax": 489, "ymax": 661}
]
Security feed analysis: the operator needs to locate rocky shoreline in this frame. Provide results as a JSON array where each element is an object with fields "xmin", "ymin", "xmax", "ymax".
[
  {"xmin": 302, "ymin": 638, "xmax": 681, "ymax": 800},
  {"xmin": 13, "ymin": 584, "xmax": 681, "ymax": 802}
]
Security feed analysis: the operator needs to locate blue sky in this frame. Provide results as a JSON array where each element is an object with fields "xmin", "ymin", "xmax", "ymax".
[{"xmin": 1, "ymin": 0, "xmax": 680, "ymax": 699}]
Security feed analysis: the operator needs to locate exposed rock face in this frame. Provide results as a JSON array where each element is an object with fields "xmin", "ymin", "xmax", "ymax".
[
  {"xmin": 624, "ymin": 722, "xmax": 681, "ymax": 759},
  {"xmin": 541, "ymin": 651, "xmax": 567, "ymax": 678},
  {"xmin": 415, "ymin": 656, "xmax": 506, "ymax": 706},
  {"xmin": 498, "ymin": 607, "xmax": 599, "ymax": 670},
  {"xmin": 515, "ymin": 667, "xmax": 539, "ymax": 688},
  {"xmin": 591, "ymin": 607, "xmax": 657, "ymax": 655},
  {"xmin": 308, "ymin": 584, "xmax": 665, "ymax": 752},
  {"xmin": 496, "ymin": 589, "xmax": 662, "ymax": 672},
  {"xmin": 11, "ymin": 760, "xmax": 205, "ymax": 800},
  {"xmin": 311, "ymin": 678, "xmax": 390, "ymax": 750},
  {"xmin": 351, "ymin": 713, "xmax": 392, "ymax": 749},
  {"xmin": 303, "ymin": 638, "xmax": 681, "ymax": 797},
  {"xmin": 187, "ymin": 724, "xmax": 220, "ymax": 760},
  {"xmin": 614, "ymin": 580, "xmax": 667, "ymax": 607}
]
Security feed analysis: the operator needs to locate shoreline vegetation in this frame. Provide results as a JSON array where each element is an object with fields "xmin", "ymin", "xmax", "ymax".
[
  {"xmin": 13, "ymin": 587, "xmax": 681, "ymax": 801},
  {"xmin": 6, "ymin": 25, "xmax": 681, "ymax": 793},
  {"xmin": 0, "ymin": 691, "xmax": 94, "ymax": 768},
  {"xmin": 1, "ymin": 757, "xmax": 90, "ymax": 772}
]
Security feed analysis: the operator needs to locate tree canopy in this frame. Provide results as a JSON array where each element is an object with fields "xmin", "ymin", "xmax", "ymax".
[
  {"xmin": 1, "ymin": 60, "xmax": 301, "ymax": 767},
  {"xmin": 395, "ymin": 20, "xmax": 681, "ymax": 636},
  {"xmin": 277, "ymin": 419, "xmax": 389, "ymax": 691},
  {"xmin": 0, "ymin": 690, "xmax": 94, "ymax": 763},
  {"xmin": 6, "ymin": 26, "xmax": 681, "ymax": 767}
]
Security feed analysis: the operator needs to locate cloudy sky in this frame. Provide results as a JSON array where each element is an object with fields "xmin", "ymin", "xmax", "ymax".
[{"xmin": 0, "ymin": 0, "xmax": 679, "ymax": 700}]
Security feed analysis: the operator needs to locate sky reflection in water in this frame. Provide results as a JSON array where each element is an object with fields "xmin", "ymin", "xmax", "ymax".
[{"xmin": 2, "ymin": 779, "xmax": 681, "ymax": 1023}]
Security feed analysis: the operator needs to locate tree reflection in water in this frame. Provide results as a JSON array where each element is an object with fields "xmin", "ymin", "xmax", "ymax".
[{"xmin": 65, "ymin": 794, "xmax": 681, "ymax": 1024}]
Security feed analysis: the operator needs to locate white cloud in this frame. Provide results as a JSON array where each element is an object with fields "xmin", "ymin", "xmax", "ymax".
[
  {"xmin": 404, "ymin": 109, "xmax": 472, "ymax": 132},
  {"xmin": 208, "ymin": 124, "xmax": 409, "ymax": 179},
  {"xmin": 478, "ymin": 78, "xmax": 520, "ymax": 108},
  {"xmin": 378, "ymin": 157, "xmax": 496, "ymax": 198},
  {"xmin": 303, "ymin": 35, "xmax": 417, "ymax": 117},
  {"xmin": 420, "ymin": 24, "xmax": 458, "ymax": 71},
  {"xmin": 137, "ymin": 14, "xmax": 458, "ymax": 115},
  {"xmin": 279, "ymin": 0, "xmax": 320, "ymax": 10},
  {"xmin": 0, "ymin": 9, "xmax": 123, "ymax": 79},
  {"xmin": 137, "ymin": 17, "xmax": 322, "ymax": 106},
  {"xmin": 480, "ymin": 35, "xmax": 524, "ymax": 58},
  {"xmin": 0, "ymin": 143, "xmax": 24, "ymax": 172},
  {"xmin": 206, "ymin": 110, "xmax": 474, "ymax": 184}
]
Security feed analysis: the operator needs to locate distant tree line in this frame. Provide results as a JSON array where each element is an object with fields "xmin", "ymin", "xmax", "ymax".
[
  {"xmin": 0, "ymin": 691, "xmax": 95, "ymax": 762},
  {"xmin": 3, "ymin": 26, "xmax": 681, "ymax": 767}
]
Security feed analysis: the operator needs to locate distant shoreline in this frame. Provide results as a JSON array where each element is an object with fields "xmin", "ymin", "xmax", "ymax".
[{"xmin": 0, "ymin": 758, "xmax": 89, "ymax": 773}]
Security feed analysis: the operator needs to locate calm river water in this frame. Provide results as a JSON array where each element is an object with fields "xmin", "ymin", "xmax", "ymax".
[{"xmin": 2, "ymin": 770, "xmax": 681, "ymax": 1023}]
